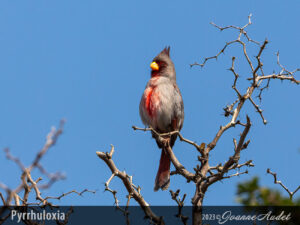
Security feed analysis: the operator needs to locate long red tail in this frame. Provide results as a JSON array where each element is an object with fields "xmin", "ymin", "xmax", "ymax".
[{"xmin": 154, "ymin": 148, "xmax": 170, "ymax": 191}]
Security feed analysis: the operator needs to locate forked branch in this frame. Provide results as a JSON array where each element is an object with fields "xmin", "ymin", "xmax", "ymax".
[
  {"xmin": 267, "ymin": 168, "xmax": 300, "ymax": 200},
  {"xmin": 96, "ymin": 145, "xmax": 164, "ymax": 225}
]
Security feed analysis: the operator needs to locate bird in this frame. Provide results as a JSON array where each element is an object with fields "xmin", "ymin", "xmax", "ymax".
[{"xmin": 139, "ymin": 46, "xmax": 184, "ymax": 191}]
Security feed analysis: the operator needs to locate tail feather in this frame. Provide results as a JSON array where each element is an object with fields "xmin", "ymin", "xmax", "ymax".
[{"xmin": 154, "ymin": 148, "xmax": 170, "ymax": 191}]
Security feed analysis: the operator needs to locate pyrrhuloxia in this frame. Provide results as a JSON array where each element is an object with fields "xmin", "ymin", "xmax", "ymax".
[{"xmin": 139, "ymin": 47, "xmax": 184, "ymax": 191}]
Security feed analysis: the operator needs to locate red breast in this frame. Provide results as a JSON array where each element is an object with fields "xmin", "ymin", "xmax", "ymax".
[{"xmin": 143, "ymin": 85, "xmax": 160, "ymax": 118}]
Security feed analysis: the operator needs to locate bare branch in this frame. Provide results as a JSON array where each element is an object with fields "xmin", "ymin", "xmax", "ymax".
[
  {"xmin": 29, "ymin": 119, "xmax": 65, "ymax": 172},
  {"xmin": 192, "ymin": 116, "xmax": 251, "ymax": 210},
  {"xmin": 257, "ymin": 78, "xmax": 271, "ymax": 102},
  {"xmin": 191, "ymin": 14, "xmax": 258, "ymax": 68},
  {"xmin": 255, "ymin": 52, "xmax": 299, "ymax": 84},
  {"xmin": 210, "ymin": 116, "xmax": 251, "ymax": 182},
  {"xmin": 96, "ymin": 146, "xmax": 164, "ymax": 225},
  {"xmin": 249, "ymin": 97, "xmax": 267, "ymax": 124},
  {"xmin": 222, "ymin": 170, "xmax": 249, "ymax": 179},
  {"xmin": 258, "ymin": 73, "xmax": 300, "ymax": 84},
  {"xmin": 132, "ymin": 126, "xmax": 203, "ymax": 152},
  {"xmin": 25, "ymin": 169, "xmax": 49, "ymax": 206},
  {"xmin": 170, "ymin": 189, "xmax": 189, "ymax": 225},
  {"xmin": 45, "ymin": 189, "xmax": 96, "ymax": 201},
  {"xmin": 0, "ymin": 120, "xmax": 94, "ymax": 209},
  {"xmin": 228, "ymin": 56, "xmax": 243, "ymax": 99},
  {"xmin": 165, "ymin": 145, "xmax": 195, "ymax": 182},
  {"xmin": 277, "ymin": 51, "xmax": 300, "ymax": 78},
  {"xmin": 228, "ymin": 160, "xmax": 254, "ymax": 170},
  {"xmin": 21, "ymin": 172, "xmax": 31, "ymax": 205},
  {"xmin": 267, "ymin": 168, "xmax": 300, "ymax": 200},
  {"xmin": 132, "ymin": 126, "xmax": 196, "ymax": 181},
  {"xmin": 0, "ymin": 192, "xmax": 5, "ymax": 205},
  {"xmin": 252, "ymin": 39, "xmax": 268, "ymax": 85},
  {"xmin": 190, "ymin": 42, "xmax": 231, "ymax": 68},
  {"xmin": 4, "ymin": 148, "xmax": 26, "ymax": 172}
]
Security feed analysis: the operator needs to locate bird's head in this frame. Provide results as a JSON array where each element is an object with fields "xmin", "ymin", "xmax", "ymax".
[{"xmin": 150, "ymin": 46, "xmax": 176, "ymax": 81}]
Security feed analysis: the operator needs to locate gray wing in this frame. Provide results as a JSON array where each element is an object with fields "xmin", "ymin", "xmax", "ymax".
[{"xmin": 173, "ymin": 84, "xmax": 184, "ymax": 131}]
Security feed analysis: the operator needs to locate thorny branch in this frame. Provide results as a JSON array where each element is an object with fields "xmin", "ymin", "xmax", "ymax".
[
  {"xmin": 96, "ymin": 145, "xmax": 164, "ymax": 225},
  {"xmin": 132, "ymin": 126, "xmax": 203, "ymax": 153},
  {"xmin": 170, "ymin": 189, "xmax": 189, "ymax": 225},
  {"xmin": 191, "ymin": 14, "xmax": 298, "ymax": 123},
  {"xmin": 0, "ymin": 120, "xmax": 95, "ymax": 224},
  {"xmin": 267, "ymin": 169, "xmax": 300, "ymax": 200},
  {"xmin": 29, "ymin": 120, "xmax": 65, "ymax": 172},
  {"xmin": 44, "ymin": 189, "xmax": 96, "ymax": 201},
  {"xmin": 191, "ymin": 116, "xmax": 252, "ymax": 208},
  {"xmin": 189, "ymin": 14, "xmax": 299, "ymax": 211},
  {"xmin": 190, "ymin": 14, "xmax": 258, "ymax": 68}
]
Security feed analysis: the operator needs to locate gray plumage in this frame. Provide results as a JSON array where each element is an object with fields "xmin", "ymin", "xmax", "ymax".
[{"xmin": 139, "ymin": 47, "xmax": 184, "ymax": 191}]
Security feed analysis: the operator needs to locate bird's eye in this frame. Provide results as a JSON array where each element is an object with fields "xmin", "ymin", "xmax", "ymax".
[
  {"xmin": 156, "ymin": 60, "xmax": 164, "ymax": 66},
  {"xmin": 158, "ymin": 61, "xmax": 166, "ymax": 67}
]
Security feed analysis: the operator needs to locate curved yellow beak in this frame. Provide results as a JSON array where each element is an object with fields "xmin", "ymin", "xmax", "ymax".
[{"xmin": 150, "ymin": 61, "xmax": 159, "ymax": 71}]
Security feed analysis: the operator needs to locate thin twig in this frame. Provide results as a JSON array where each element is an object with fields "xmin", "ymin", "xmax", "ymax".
[
  {"xmin": 170, "ymin": 189, "xmax": 189, "ymax": 225},
  {"xmin": 267, "ymin": 168, "xmax": 300, "ymax": 200}
]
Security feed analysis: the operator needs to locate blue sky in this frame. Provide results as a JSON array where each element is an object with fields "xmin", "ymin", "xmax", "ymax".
[{"xmin": 0, "ymin": 0, "xmax": 299, "ymax": 206}]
